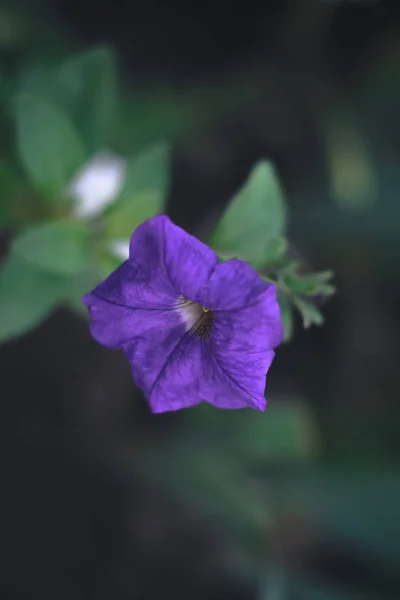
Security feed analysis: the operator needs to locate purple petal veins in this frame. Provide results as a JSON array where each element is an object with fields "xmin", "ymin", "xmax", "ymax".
[{"xmin": 83, "ymin": 215, "xmax": 283, "ymax": 413}]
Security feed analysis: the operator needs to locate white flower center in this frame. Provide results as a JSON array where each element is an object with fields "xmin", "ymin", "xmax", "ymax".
[{"xmin": 176, "ymin": 297, "xmax": 213, "ymax": 339}]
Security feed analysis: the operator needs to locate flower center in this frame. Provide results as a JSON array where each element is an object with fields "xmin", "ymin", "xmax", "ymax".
[{"xmin": 176, "ymin": 297, "xmax": 214, "ymax": 340}]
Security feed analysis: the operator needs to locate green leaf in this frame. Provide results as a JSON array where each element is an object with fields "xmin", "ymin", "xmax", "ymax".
[
  {"xmin": 55, "ymin": 47, "xmax": 118, "ymax": 151},
  {"xmin": 100, "ymin": 250, "xmax": 125, "ymax": 280},
  {"xmin": 210, "ymin": 161, "xmax": 287, "ymax": 268},
  {"xmin": 12, "ymin": 220, "xmax": 93, "ymax": 275},
  {"xmin": 63, "ymin": 269, "xmax": 98, "ymax": 318},
  {"xmin": 277, "ymin": 291, "xmax": 294, "ymax": 342},
  {"xmin": 283, "ymin": 268, "xmax": 335, "ymax": 297},
  {"xmin": 0, "ymin": 254, "xmax": 70, "ymax": 341},
  {"xmin": 263, "ymin": 236, "xmax": 288, "ymax": 266},
  {"xmin": 106, "ymin": 143, "xmax": 170, "ymax": 238},
  {"xmin": 292, "ymin": 296, "xmax": 324, "ymax": 329},
  {"xmin": 17, "ymin": 63, "xmax": 54, "ymax": 98},
  {"xmin": 14, "ymin": 93, "xmax": 85, "ymax": 199}
]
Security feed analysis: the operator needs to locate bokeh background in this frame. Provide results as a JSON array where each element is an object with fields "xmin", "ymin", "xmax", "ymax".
[{"xmin": 1, "ymin": 0, "xmax": 400, "ymax": 599}]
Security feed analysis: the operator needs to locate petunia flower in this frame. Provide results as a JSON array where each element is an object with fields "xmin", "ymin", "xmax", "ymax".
[{"xmin": 83, "ymin": 215, "xmax": 283, "ymax": 413}]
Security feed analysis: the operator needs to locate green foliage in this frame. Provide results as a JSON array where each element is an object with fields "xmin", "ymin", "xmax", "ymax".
[
  {"xmin": 17, "ymin": 47, "xmax": 119, "ymax": 153},
  {"xmin": 210, "ymin": 159, "xmax": 334, "ymax": 341},
  {"xmin": 0, "ymin": 252, "xmax": 71, "ymax": 341},
  {"xmin": 277, "ymin": 291, "xmax": 294, "ymax": 342},
  {"xmin": 210, "ymin": 161, "xmax": 287, "ymax": 268},
  {"xmin": 15, "ymin": 93, "xmax": 85, "ymax": 199},
  {"xmin": 12, "ymin": 219, "xmax": 93, "ymax": 275},
  {"xmin": 53, "ymin": 47, "xmax": 118, "ymax": 152},
  {"xmin": 292, "ymin": 296, "xmax": 324, "ymax": 328},
  {"xmin": 3, "ymin": 46, "xmax": 335, "ymax": 344},
  {"xmin": 0, "ymin": 218, "xmax": 94, "ymax": 339},
  {"xmin": 271, "ymin": 262, "xmax": 335, "ymax": 339},
  {"xmin": 282, "ymin": 268, "xmax": 335, "ymax": 298},
  {"xmin": 0, "ymin": 47, "xmax": 179, "ymax": 339},
  {"xmin": 106, "ymin": 143, "xmax": 170, "ymax": 239}
]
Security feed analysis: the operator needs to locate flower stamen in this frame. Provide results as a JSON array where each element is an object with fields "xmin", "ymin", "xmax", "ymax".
[
  {"xmin": 194, "ymin": 308, "xmax": 214, "ymax": 339},
  {"xmin": 177, "ymin": 297, "xmax": 214, "ymax": 340}
]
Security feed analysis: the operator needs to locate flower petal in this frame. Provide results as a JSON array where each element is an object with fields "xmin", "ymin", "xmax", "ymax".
[
  {"xmin": 206, "ymin": 258, "xmax": 268, "ymax": 309},
  {"xmin": 199, "ymin": 342, "xmax": 261, "ymax": 410},
  {"xmin": 204, "ymin": 269, "xmax": 283, "ymax": 409},
  {"xmin": 84, "ymin": 272, "xmax": 206, "ymax": 410},
  {"xmin": 131, "ymin": 332, "xmax": 207, "ymax": 413},
  {"xmin": 205, "ymin": 258, "xmax": 283, "ymax": 348},
  {"xmin": 211, "ymin": 306, "xmax": 279, "ymax": 406},
  {"xmin": 126, "ymin": 329, "xmax": 267, "ymax": 413},
  {"xmin": 137, "ymin": 332, "xmax": 258, "ymax": 414},
  {"xmin": 82, "ymin": 241, "xmax": 180, "ymax": 351},
  {"xmin": 83, "ymin": 294, "xmax": 180, "ymax": 351},
  {"xmin": 83, "ymin": 257, "xmax": 177, "ymax": 314},
  {"xmin": 130, "ymin": 215, "xmax": 219, "ymax": 303},
  {"xmin": 207, "ymin": 341, "xmax": 275, "ymax": 411}
]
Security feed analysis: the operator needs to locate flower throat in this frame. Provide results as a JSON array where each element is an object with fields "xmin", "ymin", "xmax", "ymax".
[{"xmin": 177, "ymin": 297, "xmax": 214, "ymax": 340}]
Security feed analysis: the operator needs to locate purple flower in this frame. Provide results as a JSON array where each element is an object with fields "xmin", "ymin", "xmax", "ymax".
[{"xmin": 83, "ymin": 215, "xmax": 283, "ymax": 413}]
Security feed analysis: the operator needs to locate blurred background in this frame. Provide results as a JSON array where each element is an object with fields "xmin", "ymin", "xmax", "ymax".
[{"xmin": 1, "ymin": 0, "xmax": 400, "ymax": 598}]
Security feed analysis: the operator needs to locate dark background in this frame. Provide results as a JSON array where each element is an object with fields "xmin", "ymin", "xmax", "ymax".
[{"xmin": 1, "ymin": 0, "xmax": 400, "ymax": 598}]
